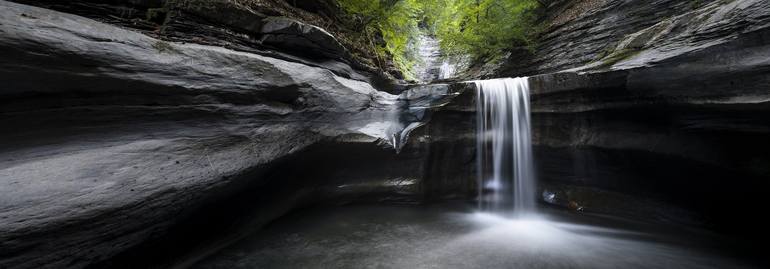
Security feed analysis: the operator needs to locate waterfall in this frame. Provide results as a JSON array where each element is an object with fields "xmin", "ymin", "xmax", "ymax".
[
  {"xmin": 438, "ymin": 60, "xmax": 455, "ymax": 80},
  {"xmin": 474, "ymin": 78, "xmax": 535, "ymax": 216},
  {"xmin": 415, "ymin": 35, "xmax": 457, "ymax": 82},
  {"xmin": 416, "ymin": 35, "xmax": 442, "ymax": 82}
]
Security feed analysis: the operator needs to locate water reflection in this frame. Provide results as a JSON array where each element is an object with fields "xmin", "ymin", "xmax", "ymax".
[{"xmin": 193, "ymin": 204, "xmax": 757, "ymax": 269}]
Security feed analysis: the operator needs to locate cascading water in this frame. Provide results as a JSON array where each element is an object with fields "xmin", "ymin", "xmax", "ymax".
[
  {"xmin": 415, "ymin": 34, "xmax": 457, "ymax": 82},
  {"xmin": 199, "ymin": 78, "xmax": 753, "ymax": 269},
  {"xmin": 474, "ymin": 77, "xmax": 535, "ymax": 216},
  {"xmin": 438, "ymin": 60, "xmax": 455, "ymax": 80}
]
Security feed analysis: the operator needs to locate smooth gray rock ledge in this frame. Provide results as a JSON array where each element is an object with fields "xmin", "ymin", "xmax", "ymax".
[{"xmin": 0, "ymin": 1, "xmax": 455, "ymax": 268}]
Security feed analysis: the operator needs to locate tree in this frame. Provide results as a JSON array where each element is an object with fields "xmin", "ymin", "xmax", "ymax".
[
  {"xmin": 337, "ymin": 0, "xmax": 541, "ymax": 78},
  {"xmin": 338, "ymin": 0, "xmax": 423, "ymax": 80},
  {"xmin": 429, "ymin": 0, "xmax": 540, "ymax": 60}
]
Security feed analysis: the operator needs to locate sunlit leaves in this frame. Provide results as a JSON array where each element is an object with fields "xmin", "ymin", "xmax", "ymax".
[
  {"xmin": 430, "ymin": 0, "xmax": 540, "ymax": 60},
  {"xmin": 338, "ymin": 0, "xmax": 423, "ymax": 80},
  {"xmin": 337, "ymin": 0, "xmax": 541, "ymax": 78}
]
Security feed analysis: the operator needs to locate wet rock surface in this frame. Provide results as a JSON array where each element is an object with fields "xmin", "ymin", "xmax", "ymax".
[
  {"xmin": 521, "ymin": 0, "xmax": 770, "ymax": 239},
  {"xmin": 0, "ymin": 1, "xmax": 461, "ymax": 268},
  {"xmin": 1, "ymin": 0, "xmax": 770, "ymax": 267},
  {"xmin": 443, "ymin": 1, "xmax": 770, "ymax": 231}
]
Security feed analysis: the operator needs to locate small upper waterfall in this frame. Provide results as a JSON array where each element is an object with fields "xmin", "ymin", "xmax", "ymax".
[
  {"xmin": 415, "ymin": 35, "xmax": 442, "ymax": 82},
  {"xmin": 415, "ymin": 35, "xmax": 456, "ymax": 82},
  {"xmin": 474, "ymin": 77, "xmax": 535, "ymax": 216},
  {"xmin": 438, "ymin": 60, "xmax": 455, "ymax": 80}
]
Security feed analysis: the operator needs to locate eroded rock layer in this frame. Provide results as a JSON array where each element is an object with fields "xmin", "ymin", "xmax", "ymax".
[
  {"xmin": 2, "ymin": 0, "xmax": 770, "ymax": 267},
  {"xmin": 0, "ymin": 1, "xmax": 457, "ymax": 268},
  {"xmin": 433, "ymin": 0, "xmax": 770, "ymax": 237},
  {"xmin": 523, "ymin": 0, "xmax": 770, "ymax": 235}
]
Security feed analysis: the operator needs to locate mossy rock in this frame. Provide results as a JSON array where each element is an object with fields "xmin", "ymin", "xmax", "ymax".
[
  {"xmin": 152, "ymin": 40, "xmax": 177, "ymax": 53},
  {"xmin": 596, "ymin": 48, "xmax": 641, "ymax": 68}
]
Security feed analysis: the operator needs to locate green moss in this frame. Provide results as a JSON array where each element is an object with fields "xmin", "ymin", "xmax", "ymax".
[
  {"xmin": 595, "ymin": 48, "xmax": 641, "ymax": 68},
  {"xmin": 152, "ymin": 40, "xmax": 177, "ymax": 54},
  {"xmin": 593, "ymin": 45, "xmax": 615, "ymax": 61}
]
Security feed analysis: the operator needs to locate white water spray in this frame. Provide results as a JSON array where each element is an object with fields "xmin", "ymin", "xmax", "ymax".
[{"xmin": 474, "ymin": 77, "xmax": 535, "ymax": 216}]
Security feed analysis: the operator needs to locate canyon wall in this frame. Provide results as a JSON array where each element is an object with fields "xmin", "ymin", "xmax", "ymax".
[
  {"xmin": 420, "ymin": 0, "xmax": 770, "ymax": 237},
  {"xmin": 2, "ymin": 0, "xmax": 769, "ymax": 267},
  {"xmin": 0, "ymin": 1, "xmax": 448, "ymax": 267},
  {"xmin": 520, "ymin": 0, "xmax": 770, "ymax": 234}
]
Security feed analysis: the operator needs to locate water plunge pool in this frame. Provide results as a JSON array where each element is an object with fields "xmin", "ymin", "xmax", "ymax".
[{"xmin": 192, "ymin": 203, "xmax": 757, "ymax": 269}]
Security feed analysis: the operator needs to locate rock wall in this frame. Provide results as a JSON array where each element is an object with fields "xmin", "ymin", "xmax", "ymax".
[
  {"xmin": 0, "ymin": 1, "xmax": 457, "ymax": 268},
  {"xmin": 436, "ymin": 0, "xmax": 770, "ymax": 236},
  {"xmin": 496, "ymin": 0, "xmax": 725, "ymax": 76},
  {"xmin": 2, "ymin": 0, "xmax": 769, "ymax": 267},
  {"xmin": 522, "ymin": 0, "xmax": 770, "ymax": 234},
  {"xmin": 12, "ymin": 0, "xmax": 404, "ymax": 82}
]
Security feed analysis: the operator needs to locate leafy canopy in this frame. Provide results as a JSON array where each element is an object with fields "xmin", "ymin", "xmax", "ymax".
[
  {"xmin": 337, "ymin": 0, "xmax": 541, "ymax": 78},
  {"xmin": 429, "ymin": 0, "xmax": 541, "ymax": 58}
]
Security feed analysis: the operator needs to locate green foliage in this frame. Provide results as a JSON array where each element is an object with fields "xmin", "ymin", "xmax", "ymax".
[
  {"xmin": 429, "ymin": 0, "xmax": 541, "ymax": 60},
  {"xmin": 595, "ymin": 48, "xmax": 641, "ymax": 68},
  {"xmin": 337, "ymin": 0, "xmax": 541, "ymax": 78},
  {"xmin": 338, "ymin": 0, "xmax": 423, "ymax": 80}
]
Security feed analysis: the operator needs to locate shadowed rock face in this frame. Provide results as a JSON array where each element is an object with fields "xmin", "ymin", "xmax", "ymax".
[
  {"xmin": 497, "ymin": 0, "xmax": 768, "ymax": 77},
  {"xmin": 434, "ymin": 0, "xmax": 770, "ymax": 238},
  {"xmin": 524, "ymin": 0, "xmax": 770, "ymax": 237},
  {"xmin": 10, "ymin": 0, "xmax": 400, "ymax": 85},
  {"xmin": 1, "ymin": 0, "xmax": 769, "ymax": 268},
  {"xmin": 260, "ymin": 16, "xmax": 349, "ymax": 59},
  {"xmin": 0, "ymin": 1, "xmax": 461, "ymax": 268}
]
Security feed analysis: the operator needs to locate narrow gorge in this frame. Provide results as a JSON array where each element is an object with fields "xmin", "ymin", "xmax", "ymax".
[{"xmin": 1, "ymin": 0, "xmax": 769, "ymax": 268}]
